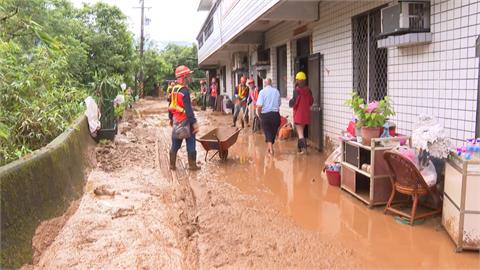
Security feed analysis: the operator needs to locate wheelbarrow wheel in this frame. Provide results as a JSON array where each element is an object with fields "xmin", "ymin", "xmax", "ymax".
[{"xmin": 219, "ymin": 150, "xmax": 228, "ymax": 161}]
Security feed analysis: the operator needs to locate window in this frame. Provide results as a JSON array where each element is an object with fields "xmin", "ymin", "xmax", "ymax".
[
  {"xmin": 352, "ymin": 8, "xmax": 388, "ymax": 102},
  {"xmin": 204, "ymin": 18, "xmax": 213, "ymax": 40},
  {"xmin": 296, "ymin": 36, "xmax": 310, "ymax": 58},
  {"xmin": 197, "ymin": 33, "xmax": 204, "ymax": 48}
]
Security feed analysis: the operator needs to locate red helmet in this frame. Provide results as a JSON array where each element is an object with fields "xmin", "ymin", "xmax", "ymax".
[
  {"xmin": 175, "ymin": 65, "xmax": 193, "ymax": 78},
  {"xmin": 247, "ymin": 78, "xmax": 254, "ymax": 85},
  {"xmin": 240, "ymin": 76, "xmax": 246, "ymax": 84}
]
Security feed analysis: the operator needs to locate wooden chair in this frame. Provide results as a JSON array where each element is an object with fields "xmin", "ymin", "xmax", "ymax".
[{"xmin": 383, "ymin": 151, "xmax": 442, "ymax": 225}]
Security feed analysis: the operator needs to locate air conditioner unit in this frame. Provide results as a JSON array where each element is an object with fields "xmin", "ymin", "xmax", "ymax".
[{"xmin": 381, "ymin": 0, "xmax": 430, "ymax": 36}]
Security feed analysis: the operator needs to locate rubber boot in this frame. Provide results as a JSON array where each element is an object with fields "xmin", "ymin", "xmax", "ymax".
[
  {"xmin": 300, "ymin": 138, "xmax": 307, "ymax": 154},
  {"xmin": 188, "ymin": 152, "xmax": 201, "ymax": 171},
  {"xmin": 169, "ymin": 151, "xmax": 177, "ymax": 170},
  {"xmin": 232, "ymin": 116, "xmax": 237, "ymax": 127}
]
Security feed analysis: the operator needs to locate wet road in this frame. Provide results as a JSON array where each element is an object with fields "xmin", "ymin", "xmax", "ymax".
[{"xmin": 195, "ymin": 111, "xmax": 479, "ymax": 268}]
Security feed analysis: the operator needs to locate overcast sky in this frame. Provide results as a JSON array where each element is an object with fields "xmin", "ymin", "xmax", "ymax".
[{"xmin": 71, "ymin": 0, "xmax": 208, "ymax": 47}]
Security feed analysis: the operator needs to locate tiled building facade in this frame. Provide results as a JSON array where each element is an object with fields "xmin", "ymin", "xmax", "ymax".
[{"xmin": 197, "ymin": 0, "xmax": 480, "ymax": 147}]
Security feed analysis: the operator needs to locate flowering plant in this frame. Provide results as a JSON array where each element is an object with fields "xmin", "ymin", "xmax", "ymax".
[
  {"xmin": 412, "ymin": 115, "xmax": 451, "ymax": 165},
  {"xmin": 345, "ymin": 92, "xmax": 395, "ymax": 128}
]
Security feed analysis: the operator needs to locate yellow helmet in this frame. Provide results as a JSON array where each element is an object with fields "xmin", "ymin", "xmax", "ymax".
[{"xmin": 295, "ymin": 71, "xmax": 307, "ymax": 80}]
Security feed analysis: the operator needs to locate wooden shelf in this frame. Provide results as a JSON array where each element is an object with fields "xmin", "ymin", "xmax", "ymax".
[
  {"xmin": 342, "ymin": 162, "xmax": 371, "ymax": 178},
  {"xmin": 340, "ymin": 136, "xmax": 410, "ymax": 207}
]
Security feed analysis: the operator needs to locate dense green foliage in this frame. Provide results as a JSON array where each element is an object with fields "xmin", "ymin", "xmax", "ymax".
[
  {"xmin": 0, "ymin": 0, "xmax": 202, "ymax": 166},
  {"xmin": 142, "ymin": 43, "xmax": 203, "ymax": 96},
  {"xmin": 0, "ymin": 0, "xmax": 135, "ymax": 165}
]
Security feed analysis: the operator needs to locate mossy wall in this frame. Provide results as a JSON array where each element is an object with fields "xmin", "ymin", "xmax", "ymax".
[{"xmin": 0, "ymin": 116, "xmax": 96, "ymax": 269}]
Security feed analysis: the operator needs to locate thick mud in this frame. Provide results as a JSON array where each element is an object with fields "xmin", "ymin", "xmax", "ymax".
[{"xmin": 24, "ymin": 98, "xmax": 479, "ymax": 269}]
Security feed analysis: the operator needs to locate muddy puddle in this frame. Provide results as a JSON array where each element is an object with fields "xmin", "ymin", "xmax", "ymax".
[{"xmin": 193, "ymin": 112, "xmax": 480, "ymax": 268}]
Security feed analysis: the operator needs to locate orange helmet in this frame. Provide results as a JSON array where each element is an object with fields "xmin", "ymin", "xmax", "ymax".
[
  {"xmin": 247, "ymin": 78, "xmax": 254, "ymax": 85},
  {"xmin": 240, "ymin": 76, "xmax": 246, "ymax": 84},
  {"xmin": 175, "ymin": 65, "xmax": 193, "ymax": 78}
]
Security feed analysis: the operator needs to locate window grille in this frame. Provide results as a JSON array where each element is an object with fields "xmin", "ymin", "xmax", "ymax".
[{"xmin": 352, "ymin": 9, "xmax": 388, "ymax": 102}]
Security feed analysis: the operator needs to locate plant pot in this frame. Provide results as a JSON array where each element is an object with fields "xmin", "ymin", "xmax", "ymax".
[
  {"xmin": 95, "ymin": 122, "xmax": 118, "ymax": 142},
  {"xmin": 360, "ymin": 126, "xmax": 382, "ymax": 146}
]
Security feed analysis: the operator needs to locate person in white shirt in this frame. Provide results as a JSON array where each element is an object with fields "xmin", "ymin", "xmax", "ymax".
[{"xmin": 256, "ymin": 78, "xmax": 281, "ymax": 156}]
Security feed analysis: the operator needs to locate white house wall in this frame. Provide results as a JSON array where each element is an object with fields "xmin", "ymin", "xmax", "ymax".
[
  {"xmin": 388, "ymin": 0, "xmax": 480, "ymax": 146},
  {"xmin": 198, "ymin": 0, "xmax": 282, "ymax": 65},
  {"xmin": 200, "ymin": 0, "xmax": 480, "ymax": 147},
  {"xmin": 312, "ymin": 1, "xmax": 389, "ymax": 142},
  {"xmin": 312, "ymin": 0, "xmax": 479, "ymax": 146}
]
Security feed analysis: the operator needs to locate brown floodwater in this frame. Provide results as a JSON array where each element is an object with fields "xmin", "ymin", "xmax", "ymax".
[{"xmin": 195, "ymin": 113, "xmax": 479, "ymax": 269}]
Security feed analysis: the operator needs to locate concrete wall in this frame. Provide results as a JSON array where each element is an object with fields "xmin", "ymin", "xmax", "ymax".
[{"xmin": 0, "ymin": 116, "xmax": 96, "ymax": 268}]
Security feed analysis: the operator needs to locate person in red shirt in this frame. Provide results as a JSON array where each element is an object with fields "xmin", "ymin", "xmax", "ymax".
[
  {"xmin": 247, "ymin": 78, "xmax": 260, "ymax": 131},
  {"xmin": 168, "ymin": 65, "xmax": 201, "ymax": 171},
  {"xmin": 209, "ymin": 77, "xmax": 218, "ymax": 111},
  {"xmin": 289, "ymin": 71, "xmax": 313, "ymax": 154}
]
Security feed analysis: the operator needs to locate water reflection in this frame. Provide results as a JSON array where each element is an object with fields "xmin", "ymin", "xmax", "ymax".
[{"xmin": 196, "ymin": 125, "xmax": 479, "ymax": 268}]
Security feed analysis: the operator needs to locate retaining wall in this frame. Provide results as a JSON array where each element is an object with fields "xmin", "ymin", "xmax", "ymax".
[{"xmin": 0, "ymin": 116, "xmax": 96, "ymax": 268}]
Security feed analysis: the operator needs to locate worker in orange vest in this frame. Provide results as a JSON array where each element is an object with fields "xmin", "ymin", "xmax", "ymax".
[
  {"xmin": 168, "ymin": 65, "xmax": 201, "ymax": 171},
  {"xmin": 209, "ymin": 77, "xmax": 218, "ymax": 111},
  {"xmin": 232, "ymin": 76, "xmax": 249, "ymax": 128}
]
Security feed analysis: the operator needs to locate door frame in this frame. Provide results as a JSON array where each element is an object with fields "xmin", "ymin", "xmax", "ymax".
[{"xmin": 307, "ymin": 52, "xmax": 324, "ymax": 151}]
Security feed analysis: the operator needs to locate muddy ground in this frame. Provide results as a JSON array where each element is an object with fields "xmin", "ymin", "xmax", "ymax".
[{"xmin": 23, "ymin": 98, "xmax": 479, "ymax": 269}]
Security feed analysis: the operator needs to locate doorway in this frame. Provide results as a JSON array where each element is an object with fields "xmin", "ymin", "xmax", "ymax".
[
  {"xmin": 295, "ymin": 36, "xmax": 311, "ymax": 86},
  {"xmin": 276, "ymin": 45, "xmax": 288, "ymax": 97}
]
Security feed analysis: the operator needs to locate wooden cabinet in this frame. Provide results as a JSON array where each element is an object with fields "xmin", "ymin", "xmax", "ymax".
[
  {"xmin": 340, "ymin": 137, "xmax": 410, "ymax": 207},
  {"xmin": 442, "ymin": 155, "xmax": 480, "ymax": 252}
]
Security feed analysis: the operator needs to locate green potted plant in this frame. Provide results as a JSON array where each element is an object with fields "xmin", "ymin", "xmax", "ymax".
[
  {"xmin": 346, "ymin": 92, "xmax": 395, "ymax": 145},
  {"xmin": 95, "ymin": 75, "xmax": 123, "ymax": 141}
]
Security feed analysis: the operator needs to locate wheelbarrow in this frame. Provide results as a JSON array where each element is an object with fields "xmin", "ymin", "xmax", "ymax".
[{"xmin": 196, "ymin": 127, "xmax": 242, "ymax": 161}]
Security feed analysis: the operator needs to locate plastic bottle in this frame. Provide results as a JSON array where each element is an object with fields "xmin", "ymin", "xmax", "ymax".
[{"xmin": 465, "ymin": 139, "xmax": 474, "ymax": 160}]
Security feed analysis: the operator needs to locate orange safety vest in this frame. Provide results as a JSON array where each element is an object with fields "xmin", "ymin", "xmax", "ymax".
[
  {"xmin": 237, "ymin": 84, "xmax": 248, "ymax": 99},
  {"xmin": 210, "ymin": 83, "xmax": 218, "ymax": 97},
  {"xmin": 168, "ymin": 84, "xmax": 186, "ymax": 115}
]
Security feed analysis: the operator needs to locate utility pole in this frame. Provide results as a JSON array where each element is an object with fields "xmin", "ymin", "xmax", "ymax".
[{"xmin": 134, "ymin": 0, "xmax": 151, "ymax": 99}]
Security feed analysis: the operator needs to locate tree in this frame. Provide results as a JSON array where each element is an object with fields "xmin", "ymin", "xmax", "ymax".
[{"xmin": 76, "ymin": 2, "xmax": 135, "ymax": 85}]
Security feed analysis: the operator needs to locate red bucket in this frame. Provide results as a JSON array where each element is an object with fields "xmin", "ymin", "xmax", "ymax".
[{"xmin": 325, "ymin": 170, "xmax": 341, "ymax": 187}]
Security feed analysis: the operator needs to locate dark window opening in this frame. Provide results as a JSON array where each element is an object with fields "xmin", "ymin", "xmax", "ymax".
[
  {"xmin": 276, "ymin": 45, "xmax": 288, "ymax": 97},
  {"xmin": 297, "ymin": 36, "xmax": 311, "ymax": 58}
]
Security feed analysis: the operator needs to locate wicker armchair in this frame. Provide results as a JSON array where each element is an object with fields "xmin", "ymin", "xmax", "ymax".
[{"xmin": 383, "ymin": 151, "xmax": 442, "ymax": 225}]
